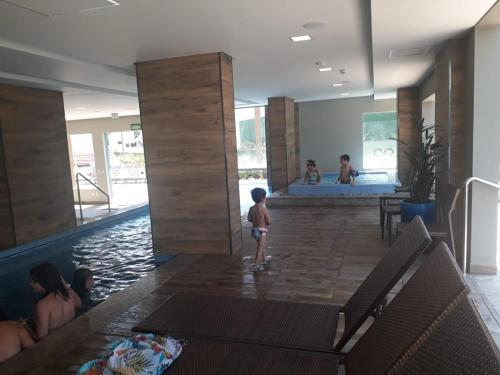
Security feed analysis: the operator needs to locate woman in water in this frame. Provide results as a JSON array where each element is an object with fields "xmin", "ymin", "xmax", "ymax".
[
  {"xmin": 30, "ymin": 263, "xmax": 82, "ymax": 339},
  {"xmin": 72, "ymin": 268, "xmax": 95, "ymax": 308}
]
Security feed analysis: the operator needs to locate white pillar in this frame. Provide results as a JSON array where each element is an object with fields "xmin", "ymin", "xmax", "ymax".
[{"xmin": 470, "ymin": 27, "xmax": 500, "ymax": 274}]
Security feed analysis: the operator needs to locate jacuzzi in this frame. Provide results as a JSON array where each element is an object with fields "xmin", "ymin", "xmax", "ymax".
[{"xmin": 288, "ymin": 171, "xmax": 400, "ymax": 196}]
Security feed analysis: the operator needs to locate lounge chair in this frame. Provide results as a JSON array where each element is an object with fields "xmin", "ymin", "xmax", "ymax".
[
  {"xmin": 133, "ymin": 215, "xmax": 432, "ymax": 352},
  {"xmin": 145, "ymin": 243, "xmax": 492, "ymax": 374}
]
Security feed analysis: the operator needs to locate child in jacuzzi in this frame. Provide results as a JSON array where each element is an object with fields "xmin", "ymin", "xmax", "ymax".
[
  {"xmin": 302, "ymin": 160, "xmax": 321, "ymax": 185},
  {"xmin": 335, "ymin": 154, "xmax": 358, "ymax": 186}
]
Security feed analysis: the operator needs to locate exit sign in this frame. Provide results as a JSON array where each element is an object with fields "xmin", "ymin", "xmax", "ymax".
[{"xmin": 130, "ymin": 123, "xmax": 142, "ymax": 130}]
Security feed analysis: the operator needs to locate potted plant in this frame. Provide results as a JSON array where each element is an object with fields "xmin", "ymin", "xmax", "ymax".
[{"xmin": 399, "ymin": 118, "xmax": 442, "ymax": 223}]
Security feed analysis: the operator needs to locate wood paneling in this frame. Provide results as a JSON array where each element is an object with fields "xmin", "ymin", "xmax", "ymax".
[
  {"xmin": 267, "ymin": 97, "xmax": 297, "ymax": 191},
  {"xmin": 0, "ymin": 127, "xmax": 15, "ymax": 249},
  {"xmin": 136, "ymin": 52, "xmax": 241, "ymax": 256},
  {"xmin": 0, "ymin": 85, "xmax": 75, "ymax": 248},
  {"xmin": 435, "ymin": 37, "xmax": 468, "ymax": 267},
  {"xmin": 435, "ymin": 37, "xmax": 468, "ymax": 188},
  {"xmin": 397, "ymin": 88, "xmax": 421, "ymax": 185},
  {"xmin": 294, "ymin": 103, "xmax": 301, "ymax": 179}
]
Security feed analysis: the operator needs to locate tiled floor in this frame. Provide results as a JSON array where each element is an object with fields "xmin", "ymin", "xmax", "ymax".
[{"xmin": 0, "ymin": 206, "xmax": 489, "ymax": 373}]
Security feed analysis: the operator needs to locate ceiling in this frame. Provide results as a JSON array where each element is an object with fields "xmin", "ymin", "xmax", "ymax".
[
  {"xmin": 371, "ymin": 0, "xmax": 497, "ymax": 99},
  {"xmin": 0, "ymin": 0, "xmax": 497, "ymax": 120}
]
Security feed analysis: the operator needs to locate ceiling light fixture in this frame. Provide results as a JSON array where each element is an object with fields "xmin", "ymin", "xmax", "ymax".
[
  {"xmin": 290, "ymin": 35, "xmax": 312, "ymax": 42},
  {"xmin": 316, "ymin": 61, "xmax": 332, "ymax": 72},
  {"xmin": 332, "ymin": 83, "xmax": 343, "ymax": 87},
  {"xmin": 340, "ymin": 93, "xmax": 349, "ymax": 96},
  {"xmin": 76, "ymin": 106, "xmax": 86, "ymax": 110}
]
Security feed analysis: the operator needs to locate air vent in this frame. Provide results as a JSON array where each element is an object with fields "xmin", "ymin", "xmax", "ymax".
[
  {"xmin": 1, "ymin": 0, "xmax": 119, "ymax": 17},
  {"xmin": 389, "ymin": 47, "xmax": 430, "ymax": 58}
]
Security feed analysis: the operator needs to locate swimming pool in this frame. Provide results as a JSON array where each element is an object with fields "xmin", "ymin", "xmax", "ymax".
[
  {"xmin": 288, "ymin": 171, "xmax": 400, "ymax": 196},
  {"xmin": 0, "ymin": 210, "xmax": 157, "ymax": 321}
]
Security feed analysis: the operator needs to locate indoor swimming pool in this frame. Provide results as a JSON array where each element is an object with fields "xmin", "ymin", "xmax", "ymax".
[
  {"xmin": 0, "ymin": 210, "xmax": 157, "ymax": 321},
  {"xmin": 288, "ymin": 171, "xmax": 400, "ymax": 196}
]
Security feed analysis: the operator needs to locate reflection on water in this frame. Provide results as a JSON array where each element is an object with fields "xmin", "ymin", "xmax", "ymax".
[{"xmin": 0, "ymin": 214, "xmax": 154, "ymax": 320}]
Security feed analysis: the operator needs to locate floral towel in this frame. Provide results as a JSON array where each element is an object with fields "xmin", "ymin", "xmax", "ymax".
[{"xmin": 77, "ymin": 334, "xmax": 185, "ymax": 375}]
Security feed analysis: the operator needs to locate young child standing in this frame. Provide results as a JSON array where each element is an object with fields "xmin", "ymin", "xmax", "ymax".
[
  {"xmin": 336, "ymin": 154, "xmax": 358, "ymax": 185},
  {"xmin": 303, "ymin": 160, "xmax": 321, "ymax": 185},
  {"xmin": 247, "ymin": 188, "xmax": 272, "ymax": 272}
]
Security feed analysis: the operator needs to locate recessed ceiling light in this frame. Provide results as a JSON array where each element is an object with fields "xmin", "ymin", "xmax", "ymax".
[
  {"xmin": 340, "ymin": 93, "xmax": 350, "ymax": 96},
  {"xmin": 76, "ymin": 106, "xmax": 86, "ymax": 110},
  {"xmin": 318, "ymin": 67, "xmax": 332, "ymax": 72},
  {"xmin": 290, "ymin": 35, "xmax": 312, "ymax": 42},
  {"xmin": 332, "ymin": 83, "xmax": 343, "ymax": 87},
  {"xmin": 303, "ymin": 22, "xmax": 326, "ymax": 30}
]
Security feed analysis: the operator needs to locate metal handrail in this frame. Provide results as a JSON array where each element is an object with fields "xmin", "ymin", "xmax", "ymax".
[
  {"xmin": 462, "ymin": 177, "xmax": 500, "ymax": 274},
  {"xmin": 447, "ymin": 187, "xmax": 462, "ymax": 258},
  {"xmin": 76, "ymin": 172, "xmax": 111, "ymax": 220}
]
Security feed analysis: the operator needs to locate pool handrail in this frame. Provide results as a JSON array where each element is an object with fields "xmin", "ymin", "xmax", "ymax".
[
  {"xmin": 76, "ymin": 172, "xmax": 111, "ymax": 220},
  {"xmin": 461, "ymin": 177, "xmax": 500, "ymax": 274}
]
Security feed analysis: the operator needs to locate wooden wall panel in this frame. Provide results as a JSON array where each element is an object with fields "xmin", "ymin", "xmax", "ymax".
[
  {"xmin": 397, "ymin": 88, "xmax": 421, "ymax": 185},
  {"xmin": 294, "ymin": 103, "xmax": 300, "ymax": 179},
  {"xmin": 0, "ymin": 128, "xmax": 15, "ymax": 249},
  {"xmin": 136, "ymin": 52, "xmax": 241, "ymax": 256},
  {"xmin": 220, "ymin": 53, "xmax": 242, "ymax": 254},
  {"xmin": 435, "ymin": 37, "xmax": 468, "ymax": 188},
  {"xmin": 267, "ymin": 97, "xmax": 296, "ymax": 191},
  {"xmin": 0, "ymin": 85, "xmax": 75, "ymax": 246}
]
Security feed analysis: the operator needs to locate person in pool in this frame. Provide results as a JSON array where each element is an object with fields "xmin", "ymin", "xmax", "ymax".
[
  {"xmin": 302, "ymin": 159, "xmax": 321, "ymax": 185},
  {"xmin": 335, "ymin": 154, "xmax": 358, "ymax": 185},
  {"xmin": 72, "ymin": 268, "xmax": 96, "ymax": 308},
  {"xmin": 30, "ymin": 262, "xmax": 82, "ymax": 339},
  {"xmin": 0, "ymin": 308, "xmax": 34, "ymax": 363}
]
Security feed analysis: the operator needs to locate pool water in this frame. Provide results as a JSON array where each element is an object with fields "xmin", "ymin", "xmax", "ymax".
[
  {"xmin": 320, "ymin": 173, "xmax": 389, "ymax": 185},
  {"xmin": 0, "ymin": 214, "xmax": 155, "ymax": 321},
  {"xmin": 288, "ymin": 171, "xmax": 400, "ymax": 196}
]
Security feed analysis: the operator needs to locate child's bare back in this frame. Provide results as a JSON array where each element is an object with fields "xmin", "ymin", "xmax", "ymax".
[{"xmin": 248, "ymin": 203, "xmax": 271, "ymax": 229}]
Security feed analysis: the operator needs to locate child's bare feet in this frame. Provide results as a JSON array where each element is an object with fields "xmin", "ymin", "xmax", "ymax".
[{"xmin": 253, "ymin": 264, "xmax": 264, "ymax": 273}]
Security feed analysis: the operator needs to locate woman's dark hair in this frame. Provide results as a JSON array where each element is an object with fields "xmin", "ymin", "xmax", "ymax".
[
  {"xmin": 0, "ymin": 308, "xmax": 7, "ymax": 321},
  {"xmin": 72, "ymin": 268, "xmax": 93, "ymax": 300},
  {"xmin": 251, "ymin": 187, "xmax": 267, "ymax": 203},
  {"xmin": 306, "ymin": 159, "xmax": 316, "ymax": 167},
  {"xmin": 340, "ymin": 154, "xmax": 350, "ymax": 162},
  {"xmin": 30, "ymin": 262, "xmax": 69, "ymax": 301}
]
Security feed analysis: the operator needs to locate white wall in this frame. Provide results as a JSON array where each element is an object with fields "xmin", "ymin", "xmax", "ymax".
[
  {"xmin": 470, "ymin": 27, "xmax": 500, "ymax": 273},
  {"xmin": 298, "ymin": 97, "xmax": 396, "ymax": 174}
]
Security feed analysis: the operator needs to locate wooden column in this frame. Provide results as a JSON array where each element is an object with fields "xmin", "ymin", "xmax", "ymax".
[
  {"xmin": 436, "ymin": 37, "xmax": 467, "ymax": 187},
  {"xmin": 294, "ymin": 103, "xmax": 301, "ymax": 179},
  {"xmin": 0, "ymin": 85, "xmax": 75, "ymax": 249},
  {"xmin": 136, "ymin": 53, "xmax": 241, "ymax": 256},
  {"xmin": 267, "ymin": 97, "xmax": 297, "ymax": 191},
  {"xmin": 397, "ymin": 87, "xmax": 421, "ymax": 186}
]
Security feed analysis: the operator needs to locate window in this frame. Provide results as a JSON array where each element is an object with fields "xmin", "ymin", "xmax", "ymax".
[
  {"xmin": 235, "ymin": 107, "xmax": 267, "ymax": 170},
  {"xmin": 362, "ymin": 112, "xmax": 397, "ymax": 169}
]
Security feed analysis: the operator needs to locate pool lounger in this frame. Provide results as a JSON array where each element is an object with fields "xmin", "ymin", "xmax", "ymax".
[
  {"xmin": 133, "ymin": 216, "xmax": 431, "ymax": 352},
  {"xmin": 145, "ymin": 244, "xmax": 500, "ymax": 375}
]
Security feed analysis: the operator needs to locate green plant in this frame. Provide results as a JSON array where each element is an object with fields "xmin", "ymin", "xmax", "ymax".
[{"xmin": 399, "ymin": 118, "xmax": 442, "ymax": 203}]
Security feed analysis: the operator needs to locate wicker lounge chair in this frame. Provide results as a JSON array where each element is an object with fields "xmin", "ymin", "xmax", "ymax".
[{"xmin": 144, "ymin": 243, "xmax": 491, "ymax": 374}]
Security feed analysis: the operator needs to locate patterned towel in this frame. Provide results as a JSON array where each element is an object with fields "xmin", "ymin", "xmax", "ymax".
[{"xmin": 77, "ymin": 334, "xmax": 185, "ymax": 375}]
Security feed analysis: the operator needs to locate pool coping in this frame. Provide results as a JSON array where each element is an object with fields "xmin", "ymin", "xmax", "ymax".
[{"xmin": 0, "ymin": 204, "xmax": 151, "ymax": 261}]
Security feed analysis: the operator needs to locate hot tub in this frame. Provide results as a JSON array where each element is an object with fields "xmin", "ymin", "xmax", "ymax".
[{"xmin": 288, "ymin": 171, "xmax": 400, "ymax": 196}]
